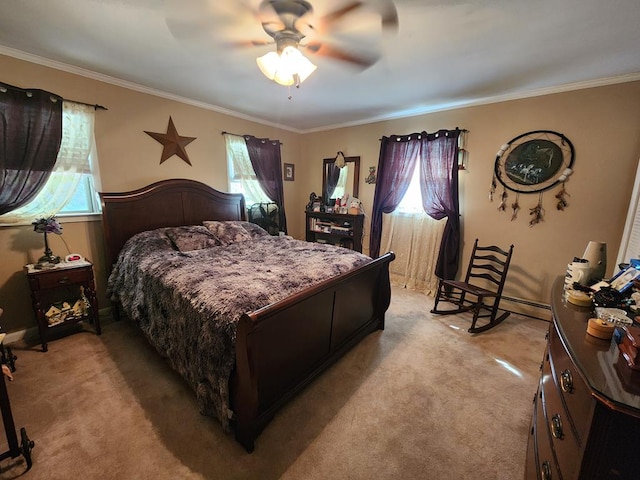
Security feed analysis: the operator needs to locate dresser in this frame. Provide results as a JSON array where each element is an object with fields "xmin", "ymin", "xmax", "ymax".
[{"xmin": 525, "ymin": 277, "xmax": 640, "ymax": 479}]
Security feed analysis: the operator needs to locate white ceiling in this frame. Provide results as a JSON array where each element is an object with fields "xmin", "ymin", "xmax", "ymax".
[{"xmin": 0, "ymin": 0, "xmax": 639, "ymax": 133}]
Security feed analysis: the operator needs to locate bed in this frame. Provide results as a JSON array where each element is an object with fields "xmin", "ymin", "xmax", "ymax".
[{"xmin": 100, "ymin": 178, "xmax": 395, "ymax": 452}]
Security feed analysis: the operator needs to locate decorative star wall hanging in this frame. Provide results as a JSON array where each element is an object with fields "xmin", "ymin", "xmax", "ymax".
[{"xmin": 144, "ymin": 116, "xmax": 196, "ymax": 165}]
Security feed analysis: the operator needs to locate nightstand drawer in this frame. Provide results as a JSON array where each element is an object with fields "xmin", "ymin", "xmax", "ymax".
[{"xmin": 33, "ymin": 267, "xmax": 91, "ymax": 289}]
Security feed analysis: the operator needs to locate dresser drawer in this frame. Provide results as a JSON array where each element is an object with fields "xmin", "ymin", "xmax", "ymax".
[
  {"xmin": 525, "ymin": 391, "xmax": 537, "ymax": 479},
  {"xmin": 32, "ymin": 267, "xmax": 92, "ymax": 290},
  {"xmin": 548, "ymin": 324, "xmax": 594, "ymax": 444},
  {"xmin": 541, "ymin": 353, "xmax": 580, "ymax": 479},
  {"xmin": 534, "ymin": 381, "xmax": 560, "ymax": 480}
]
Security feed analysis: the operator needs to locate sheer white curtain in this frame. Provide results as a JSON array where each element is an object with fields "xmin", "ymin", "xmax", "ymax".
[
  {"xmin": 224, "ymin": 134, "xmax": 271, "ymax": 205},
  {"xmin": 1, "ymin": 102, "xmax": 97, "ymax": 223},
  {"xmin": 381, "ymin": 211, "xmax": 446, "ymax": 294}
]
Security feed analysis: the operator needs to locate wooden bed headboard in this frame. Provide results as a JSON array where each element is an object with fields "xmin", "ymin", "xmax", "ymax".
[{"xmin": 100, "ymin": 178, "xmax": 246, "ymax": 269}]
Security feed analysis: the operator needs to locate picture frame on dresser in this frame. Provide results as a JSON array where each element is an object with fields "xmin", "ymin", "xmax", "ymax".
[{"xmin": 609, "ymin": 264, "xmax": 640, "ymax": 292}]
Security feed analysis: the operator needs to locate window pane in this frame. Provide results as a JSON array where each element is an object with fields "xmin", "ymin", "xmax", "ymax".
[
  {"xmin": 59, "ymin": 175, "xmax": 93, "ymax": 214},
  {"xmin": 396, "ymin": 164, "xmax": 423, "ymax": 214}
]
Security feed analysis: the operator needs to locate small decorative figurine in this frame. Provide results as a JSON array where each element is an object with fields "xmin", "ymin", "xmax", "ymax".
[{"xmin": 365, "ymin": 166, "xmax": 377, "ymax": 184}]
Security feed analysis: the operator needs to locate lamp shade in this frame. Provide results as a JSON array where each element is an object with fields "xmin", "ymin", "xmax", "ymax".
[{"xmin": 257, "ymin": 46, "xmax": 317, "ymax": 86}]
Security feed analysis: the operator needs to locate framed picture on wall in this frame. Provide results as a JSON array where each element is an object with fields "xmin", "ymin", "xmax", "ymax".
[{"xmin": 284, "ymin": 163, "xmax": 295, "ymax": 181}]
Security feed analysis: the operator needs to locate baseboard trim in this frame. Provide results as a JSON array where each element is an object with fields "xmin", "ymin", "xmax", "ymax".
[
  {"xmin": 502, "ymin": 295, "xmax": 551, "ymax": 322},
  {"xmin": 5, "ymin": 327, "xmax": 38, "ymax": 344},
  {"xmin": 502, "ymin": 296, "xmax": 550, "ymax": 310}
]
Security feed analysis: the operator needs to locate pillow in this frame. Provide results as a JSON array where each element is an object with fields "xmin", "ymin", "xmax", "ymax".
[
  {"xmin": 203, "ymin": 220, "xmax": 253, "ymax": 245},
  {"xmin": 238, "ymin": 221, "xmax": 270, "ymax": 239},
  {"xmin": 165, "ymin": 225, "xmax": 221, "ymax": 252}
]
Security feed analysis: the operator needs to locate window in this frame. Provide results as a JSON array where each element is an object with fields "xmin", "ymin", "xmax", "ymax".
[
  {"xmin": 0, "ymin": 101, "xmax": 100, "ymax": 223},
  {"xmin": 396, "ymin": 163, "xmax": 422, "ymax": 214},
  {"xmin": 224, "ymin": 134, "xmax": 271, "ymax": 206},
  {"xmin": 396, "ymin": 150, "xmax": 451, "ymax": 215},
  {"xmin": 57, "ymin": 173, "xmax": 101, "ymax": 214}
]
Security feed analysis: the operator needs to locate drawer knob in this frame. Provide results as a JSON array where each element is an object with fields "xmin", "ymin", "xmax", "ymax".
[
  {"xmin": 57, "ymin": 277, "xmax": 70, "ymax": 284},
  {"xmin": 560, "ymin": 369, "xmax": 574, "ymax": 393},
  {"xmin": 541, "ymin": 460, "xmax": 552, "ymax": 480},
  {"xmin": 551, "ymin": 414, "xmax": 564, "ymax": 439}
]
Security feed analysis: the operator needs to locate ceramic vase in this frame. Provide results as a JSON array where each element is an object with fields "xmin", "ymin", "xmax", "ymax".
[{"xmin": 582, "ymin": 241, "xmax": 607, "ymax": 282}]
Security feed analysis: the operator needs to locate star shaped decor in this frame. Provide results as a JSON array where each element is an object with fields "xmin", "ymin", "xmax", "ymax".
[{"xmin": 144, "ymin": 116, "xmax": 196, "ymax": 165}]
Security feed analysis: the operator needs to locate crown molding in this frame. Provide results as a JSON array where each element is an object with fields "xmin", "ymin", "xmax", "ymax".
[
  {"xmin": 0, "ymin": 45, "xmax": 303, "ymax": 134},
  {"xmin": 2, "ymin": 44, "xmax": 639, "ymax": 135},
  {"xmin": 302, "ymin": 72, "xmax": 640, "ymax": 133}
]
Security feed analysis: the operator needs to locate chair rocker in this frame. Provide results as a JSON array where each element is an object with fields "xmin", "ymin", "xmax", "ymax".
[{"xmin": 431, "ymin": 239, "xmax": 514, "ymax": 333}]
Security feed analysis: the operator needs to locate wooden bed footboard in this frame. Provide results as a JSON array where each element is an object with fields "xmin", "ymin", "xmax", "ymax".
[
  {"xmin": 232, "ymin": 251, "xmax": 395, "ymax": 452},
  {"xmin": 101, "ymin": 179, "xmax": 396, "ymax": 453}
]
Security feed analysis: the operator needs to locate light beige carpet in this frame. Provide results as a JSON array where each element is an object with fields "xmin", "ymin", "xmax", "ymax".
[{"xmin": 0, "ymin": 287, "xmax": 548, "ymax": 480}]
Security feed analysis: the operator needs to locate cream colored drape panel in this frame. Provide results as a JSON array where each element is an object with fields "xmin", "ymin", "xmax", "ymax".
[
  {"xmin": 1, "ymin": 102, "xmax": 97, "ymax": 223},
  {"xmin": 381, "ymin": 211, "xmax": 447, "ymax": 295},
  {"xmin": 224, "ymin": 134, "xmax": 271, "ymax": 204}
]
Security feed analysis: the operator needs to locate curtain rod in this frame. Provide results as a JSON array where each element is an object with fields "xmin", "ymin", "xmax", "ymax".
[
  {"xmin": 0, "ymin": 82, "xmax": 107, "ymax": 110},
  {"xmin": 71, "ymin": 99, "xmax": 108, "ymax": 111},
  {"xmin": 221, "ymin": 131, "xmax": 282, "ymax": 145},
  {"xmin": 378, "ymin": 127, "xmax": 468, "ymax": 141}
]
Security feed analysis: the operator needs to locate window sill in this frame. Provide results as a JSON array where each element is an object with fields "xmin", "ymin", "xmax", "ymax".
[{"xmin": 0, "ymin": 212, "xmax": 102, "ymax": 228}]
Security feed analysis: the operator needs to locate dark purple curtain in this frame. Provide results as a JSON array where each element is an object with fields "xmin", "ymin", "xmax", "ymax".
[
  {"xmin": 244, "ymin": 135, "xmax": 288, "ymax": 234},
  {"xmin": 0, "ymin": 83, "xmax": 63, "ymax": 215},
  {"xmin": 370, "ymin": 129, "xmax": 461, "ymax": 280},
  {"xmin": 419, "ymin": 129, "xmax": 461, "ymax": 279},
  {"xmin": 369, "ymin": 134, "xmax": 421, "ymax": 258},
  {"xmin": 324, "ymin": 162, "xmax": 341, "ymax": 203}
]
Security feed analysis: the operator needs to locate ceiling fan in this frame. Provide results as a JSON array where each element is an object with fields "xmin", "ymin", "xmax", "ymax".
[
  {"xmin": 167, "ymin": 0, "xmax": 398, "ymax": 89},
  {"xmin": 251, "ymin": 0, "xmax": 399, "ymax": 87}
]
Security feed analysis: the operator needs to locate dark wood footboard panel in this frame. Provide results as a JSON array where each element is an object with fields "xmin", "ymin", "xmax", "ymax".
[
  {"xmin": 232, "ymin": 251, "xmax": 395, "ymax": 452},
  {"xmin": 101, "ymin": 179, "xmax": 395, "ymax": 453}
]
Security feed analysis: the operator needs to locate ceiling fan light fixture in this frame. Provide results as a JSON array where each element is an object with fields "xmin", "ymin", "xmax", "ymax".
[{"xmin": 257, "ymin": 45, "xmax": 317, "ymax": 86}]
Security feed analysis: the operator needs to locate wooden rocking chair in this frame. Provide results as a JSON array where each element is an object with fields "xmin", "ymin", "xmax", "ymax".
[{"xmin": 431, "ymin": 239, "xmax": 514, "ymax": 333}]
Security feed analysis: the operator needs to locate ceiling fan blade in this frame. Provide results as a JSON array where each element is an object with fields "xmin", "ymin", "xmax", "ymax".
[
  {"xmin": 166, "ymin": 0, "xmax": 264, "ymax": 43},
  {"xmin": 312, "ymin": 2, "xmax": 364, "ymax": 35},
  {"xmin": 381, "ymin": 3, "xmax": 399, "ymax": 32},
  {"xmin": 225, "ymin": 39, "xmax": 273, "ymax": 49},
  {"xmin": 306, "ymin": 42, "xmax": 379, "ymax": 68},
  {"xmin": 322, "ymin": 2, "xmax": 365, "ymax": 25}
]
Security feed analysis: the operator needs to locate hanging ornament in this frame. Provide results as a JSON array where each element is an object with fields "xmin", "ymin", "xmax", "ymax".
[
  {"xmin": 489, "ymin": 175, "xmax": 497, "ymax": 202},
  {"xmin": 555, "ymin": 182, "xmax": 570, "ymax": 210},
  {"xmin": 529, "ymin": 194, "xmax": 545, "ymax": 227},
  {"xmin": 511, "ymin": 193, "xmax": 521, "ymax": 221},
  {"xmin": 498, "ymin": 189, "xmax": 508, "ymax": 211}
]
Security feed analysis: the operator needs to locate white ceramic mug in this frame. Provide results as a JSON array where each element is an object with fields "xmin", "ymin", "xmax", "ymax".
[{"xmin": 566, "ymin": 261, "xmax": 591, "ymax": 286}]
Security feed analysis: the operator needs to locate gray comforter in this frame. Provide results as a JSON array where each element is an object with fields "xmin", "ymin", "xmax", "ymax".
[{"xmin": 106, "ymin": 226, "xmax": 371, "ymax": 430}]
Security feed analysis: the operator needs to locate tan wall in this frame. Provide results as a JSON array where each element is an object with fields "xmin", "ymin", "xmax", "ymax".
[
  {"xmin": 0, "ymin": 54, "xmax": 301, "ymax": 333},
  {"xmin": 300, "ymin": 82, "xmax": 640, "ymax": 315},
  {"xmin": 1, "ymin": 52, "xmax": 639, "ymax": 332}
]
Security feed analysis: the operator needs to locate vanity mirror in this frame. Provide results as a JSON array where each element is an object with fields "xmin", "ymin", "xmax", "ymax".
[{"xmin": 322, "ymin": 154, "xmax": 360, "ymax": 206}]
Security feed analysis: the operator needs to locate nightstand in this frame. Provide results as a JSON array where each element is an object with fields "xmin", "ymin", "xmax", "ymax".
[{"xmin": 24, "ymin": 260, "xmax": 100, "ymax": 352}]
